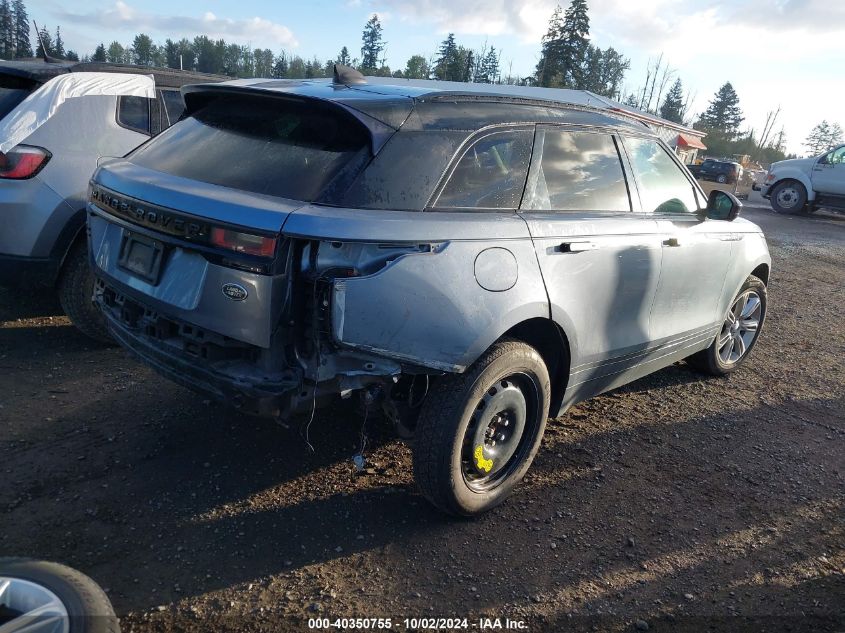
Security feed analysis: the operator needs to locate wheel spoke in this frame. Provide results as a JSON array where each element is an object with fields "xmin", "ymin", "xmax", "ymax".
[
  {"xmin": 741, "ymin": 295, "xmax": 760, "ymax": 318},
  {"xmin": 718, "ymin": 331, "xmax": 732, "ymax": 350},
  {"xmin": 740, "ymin": 318, "xmax": 758, "ymax": 332},
  {"xmin": 719, "ymin": 337, "xmax": 733, "ymax": 362},
  {"xmin": 734, "ymin": 332, "xmax": 746, "ymax": 358}
]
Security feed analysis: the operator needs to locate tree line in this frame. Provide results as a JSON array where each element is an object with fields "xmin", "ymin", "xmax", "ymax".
[{"xmin": 11, "ymin": 0, "xmax": 842, "ymax": 162}]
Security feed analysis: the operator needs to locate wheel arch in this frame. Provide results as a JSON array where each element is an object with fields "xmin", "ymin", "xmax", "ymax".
[
  {"xmin": 770, "ymin": 174, "xmax": 814, "ymax": 201},
  {"xmin": 502, "ymin": 317, "xmax": 571, "ymax": 417},
  {"xmin": 750, "ymin": 262, "xmax": 769, "ymax": 285}
]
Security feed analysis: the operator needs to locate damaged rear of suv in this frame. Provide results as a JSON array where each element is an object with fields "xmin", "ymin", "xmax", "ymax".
[{"xmin": 88, "ymin": 68, "xmax": 771, "ymax": 516}]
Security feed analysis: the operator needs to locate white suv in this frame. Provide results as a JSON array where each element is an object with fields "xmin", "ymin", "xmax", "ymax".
[{"xmin": 761, "ymin": 144, "xmax": 845, "ymax": 214}]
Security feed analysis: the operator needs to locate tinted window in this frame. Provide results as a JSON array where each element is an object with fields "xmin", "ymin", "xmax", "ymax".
[
  {"xmin": 624, "ymin": 136, "xmax": 700, "ymax": 213},
  {"xmin": 435, "ymin": 130, "xmax": 532, "ymax": 209},
  {"xmin": 117, "ymin": 96, "xmax": 150, "ymax": 135},
  {"xmin": 161, "ymin": 90, "xmax": 185, "ymax": 127},
  {"xmin": 130, "ymin": 95, "xmax": 370, "ymax": 202},
  {"xmin": 523, "ymin": 129, "xmax": 630, "ymax": 212},
  {"xmin": 0, "ymin": 87, "xmax": 32, "ymax": 119}
]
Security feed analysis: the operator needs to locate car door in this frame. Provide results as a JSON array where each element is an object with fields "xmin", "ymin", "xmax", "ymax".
[
  {"xmin": 621, "ymin": 135, "xmax": 735, "ymax": 349},
  {"xmin": 519, "ymin": 126, "xmax": 663, "ymax": 400},
  {"xmin": 811, "ymin": 145, "xmax": 845, "ymax": 195}
]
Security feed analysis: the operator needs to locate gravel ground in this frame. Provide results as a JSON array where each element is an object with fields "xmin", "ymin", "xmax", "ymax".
[{"xmin": 1, "ymin": 206, "xmax": 843, "ymax": 633}]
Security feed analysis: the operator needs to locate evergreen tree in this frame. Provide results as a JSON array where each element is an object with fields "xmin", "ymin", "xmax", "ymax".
[
  {"xmin": 659, "ymin": 77, "xmax": 685, "ymax": 123},
  {"xmin": 36, "ymin": 25, "xmax": 51, "ymax": 57},
  {"xmin": 462, "ymin": 50, "xmax": 475, "ymax": 82},
  {"xmin": 804, "ymin": 120, "xmax": 844, "ymax": 155},
  {"xmin": 337, "ymin": 46, "xmax": 351, "ymax": 66},
  {"xmin": 272, "ymin": 51, "xmax": 288, "ymax": 78},
  {"xmin": 92, "ymin": 43, "xmax": 106, "ymax": 62},
  {"xmin": 697, "ymin": 82, "xmax": 744, "ymax": 139},
  {"xmin": 106, "ymin": 41, "xmax": 124, "ymax": 64},
  {"xmin": 433, "ymin": 34, "xmax": 472, "ymax": 82},
  {"xmin": 535, "ymin": 5, "xmax": 564, "ymax": 87},
  {"xmin": 163, "ymin": 38, "xmax": 180, "ymax": 68},
  {"xmin": 535, "ymin": 0, "xmax": 590, "ymax": 88},
  {"xmin": 53, "ymin": 26, "xmax": 64, "ymax": 58},
  {"xmin": 623, "ymin": 93, "xmax": 639, "ymax": 108},
  {"xmin": 360, "ymin": 14, "xmax": 384, "ymax": 74},
  {"xmin": 65, "ymin": 49, "xmax": 78, "ymax": 61},
  {"xmin": 131, "ymin": 33, "xmax": 154, "ymax": 66},
  {"xmin": 178, "ymin": 39, "xmax": 195, "ymax": 70},
  {"xmin": 478, "ymin": 46, "xmax": 500, "ymax": 83},
  {"xmin": 0, "ymin": 0, "xmax": 13, "ymax": 59},
  {"xmin": 404, "ymin": 54, "xmax": 429, "ymax": 79},
  {"xmin": 12, "ymin": 0, "xmax": 30, "ymax": 57}
]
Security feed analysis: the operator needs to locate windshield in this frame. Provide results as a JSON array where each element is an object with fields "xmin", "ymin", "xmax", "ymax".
[{"xmin": 129, "ymin": 94, "xmax": 371, "ymax": 202}]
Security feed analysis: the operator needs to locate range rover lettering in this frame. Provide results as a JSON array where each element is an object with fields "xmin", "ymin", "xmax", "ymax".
[{"xmin": 87, "ymin": 67, "xmax": 771, "ymax": 516}]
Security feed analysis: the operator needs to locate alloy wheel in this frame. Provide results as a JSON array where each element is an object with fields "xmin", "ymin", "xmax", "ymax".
[
  {"xmin": 0, "ymin": 577, "xmax": 69, "ymax": 633},
  {"xmin": 717, "ymin": 290, "xmax": 762, "ymax": 365}
]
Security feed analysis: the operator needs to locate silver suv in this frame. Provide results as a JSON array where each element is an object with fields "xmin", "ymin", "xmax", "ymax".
[
  {"xmin": 0, "ymin": 60, "xmax": 223, "ymax": 341},
  {"xmin": 87, "ymin": 69, "xmax": 771, "ymax": 516}
]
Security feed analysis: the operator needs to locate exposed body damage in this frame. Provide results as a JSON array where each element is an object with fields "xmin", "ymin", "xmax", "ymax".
[{"xmin": 88, "ymin": 69, "xmax": 771, "ymax": 514}]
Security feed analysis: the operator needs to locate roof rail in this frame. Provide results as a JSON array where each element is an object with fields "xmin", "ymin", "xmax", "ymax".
[{"xmin": 333, "ymin": 64, "xmax": 366, "ymax": 86}]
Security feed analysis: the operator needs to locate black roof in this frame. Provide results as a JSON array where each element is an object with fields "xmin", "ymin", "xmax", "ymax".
[{"xmin": 0, "ymin": 59, "xmax": 228, "ymax": 88}]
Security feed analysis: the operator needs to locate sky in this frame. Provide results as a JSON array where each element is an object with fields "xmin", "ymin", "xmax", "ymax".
[{"xmin": 28, "ymin": 0, "xmax": 845, "ymax": 156}]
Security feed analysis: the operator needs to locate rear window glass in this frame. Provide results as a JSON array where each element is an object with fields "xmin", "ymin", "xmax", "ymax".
[
  {"xmin": 435, "ymin": 130, "xmax": 532, "ymax": 209},
  {"xmin": 0, "ymin": 87, "xmax": 33, "ymax": 120},
  {"xmin": 129, "ymin": 95, "xmax": 370, "ymax": 201},
  {"xmin": 118, "ymin": 95, "xmax": 151, "ymax": 135}
]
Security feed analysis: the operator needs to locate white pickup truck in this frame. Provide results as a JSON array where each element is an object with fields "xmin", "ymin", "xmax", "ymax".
[{"xmin": 759, "ymin": 144, "xmax": 845, "ymax": 213}]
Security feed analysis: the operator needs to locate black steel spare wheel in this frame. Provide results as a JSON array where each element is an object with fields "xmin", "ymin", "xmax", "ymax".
[{"xmin": 413, "ymin": 339, "xmax": 551, "ymax": 517}]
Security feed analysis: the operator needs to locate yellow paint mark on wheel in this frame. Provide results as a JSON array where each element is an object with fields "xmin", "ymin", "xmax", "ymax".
[{"xmin": 474, "ymin": 445, "xmax": 493, "ymax": 473}]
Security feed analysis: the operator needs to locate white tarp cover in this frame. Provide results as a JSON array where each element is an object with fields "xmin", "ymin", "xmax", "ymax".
[{"xmin": 0, "ymin": 72, "xmax": 155, "ymax": 153}]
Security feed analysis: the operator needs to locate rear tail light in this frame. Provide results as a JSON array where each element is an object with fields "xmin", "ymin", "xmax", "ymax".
[
  {"xmin": 0, "ymin": 145, "xmax": 51, "ymax": 179},
  {"xmin": 210, "ymin": 227, "xmax": 277, "ymax": 257}
]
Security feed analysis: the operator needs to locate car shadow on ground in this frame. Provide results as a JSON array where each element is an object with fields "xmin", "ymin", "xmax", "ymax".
[{"xmin": 3, "ymin": 365, "xmax": 841, "ymax": 625}]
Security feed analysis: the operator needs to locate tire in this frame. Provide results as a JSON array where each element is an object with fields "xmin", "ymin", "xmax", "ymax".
[
  {"xmin": 58, "ymin": 241, "xmax": 112, "ymax": 344},
  {"xmin": 687, "ymin": 275, "xmax": 766, "ymax": 376},
  {"xmin": 413, "ymin": 339, "xmax": 551, "ymax": 517},
  {"xmin": 770, "ymin": 180, "xmax": 808, "ymax": 214},
  {"xmin": 716, "ymin": 174, "xmax": 728, "ymax": 184},
  {"xmin": 0, "ymin": 557, "xmax": 119, "ymax": 633}
]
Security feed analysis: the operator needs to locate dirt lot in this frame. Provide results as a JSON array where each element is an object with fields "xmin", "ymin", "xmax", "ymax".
[{"xmin": 1, "ymin": 206, "xmax": 843, "ymax": 633}]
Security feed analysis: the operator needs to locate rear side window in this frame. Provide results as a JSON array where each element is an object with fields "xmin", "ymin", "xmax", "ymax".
[
  {"xmin": 624, "ymin": 136, "xmax": 700, "ymax": 214},
  {"xmin": 129, "ymin": 95, "xmax": 370, "ymax": 202},
  {"xmin": 434, "ymin": 129, "xmax": 532, "ymax": 210},
  {"xmin": 522, "ymin": 129, "xmax": 630, "ymax": 212},
  {"xmin": 117, "ymin": 95, "xmax": 151, "ymax": 135},
  {"xmin": 0, "ymin": 87, "xmax": 32, "ymax": 120}
]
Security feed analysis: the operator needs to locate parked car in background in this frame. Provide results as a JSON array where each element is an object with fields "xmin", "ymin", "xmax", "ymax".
[
  {"xmin": 87, "ymin": 69, "xmax": 771, "ymax": 516},
  {"xmin": 760, "ymin": 144, "xmax": 845, "ymax": 214},
  {"xmin": 0, "ymin": 60, "xmax": 224, "ymax": 342},
  {"xmin": 697, "ymin": 158, "xmax": 743, "ymax": 184}
]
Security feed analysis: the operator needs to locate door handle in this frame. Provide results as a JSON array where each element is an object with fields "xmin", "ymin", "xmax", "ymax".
[
  {"xmin": 558, "ymin": 241, "xmax": 597, "ymax": 253},
  {"xmin": 663, "ymin": 237, "xmax": 683, "ymax": 247}
]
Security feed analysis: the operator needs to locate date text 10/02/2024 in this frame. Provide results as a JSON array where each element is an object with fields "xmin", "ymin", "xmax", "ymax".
[{"xmin": 307, "ymin": 617, "xmax": 529, "ymax": 630}]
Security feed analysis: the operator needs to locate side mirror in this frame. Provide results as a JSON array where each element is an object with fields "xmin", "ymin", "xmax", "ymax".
[{"xmin": 706, "ymin": 189, "xmax": 742, "ymax": 221}]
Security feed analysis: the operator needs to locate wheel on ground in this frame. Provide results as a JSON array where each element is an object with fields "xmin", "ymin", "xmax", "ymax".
[
  {"xmin": 716, "ymin": 173, "xmax": 728, "ymax": 184},
  {"xmin": 58, "ymin": 241, "xmax": 112, "ymax": 344},
  {"xmin": 687, "ymin": 275, "xmax": 766, "ymax": 376},
  {"xmin": 770, "ymin": 180, "xmax": 807, "ymax": 214},
  {"xmin": 0, "ymin": 557, "xmax": 119, "ymax": 633},
  {"xmin": 412, "ymin": 339, "xmax": 551, "ymax": 516}
]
